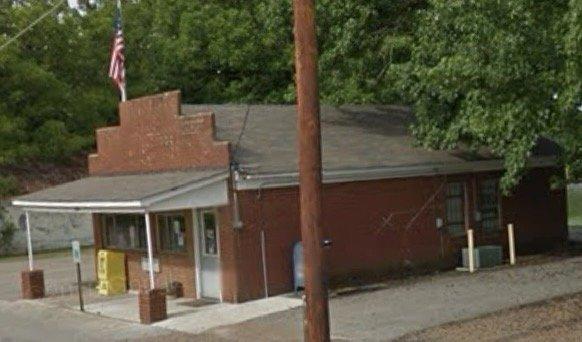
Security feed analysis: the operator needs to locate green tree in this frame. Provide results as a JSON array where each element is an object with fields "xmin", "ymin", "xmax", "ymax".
[
  {"xmin": 0, "ymin": 1, "xmax": 114, "ymax": 165},
  {"xmin": 402, "ymin": 0, "xmax": 580, "ymax": 191}
]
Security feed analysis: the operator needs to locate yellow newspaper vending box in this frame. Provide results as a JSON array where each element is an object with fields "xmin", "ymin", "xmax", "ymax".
[{"xmin": 97, "ymin": 250, "xmax": 126, "ymax": 295}]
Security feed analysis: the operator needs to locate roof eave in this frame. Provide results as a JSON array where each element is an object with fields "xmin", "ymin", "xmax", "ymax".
[
  {"xmin": 234, "ymin": 156, "xmax": 558, "ymax": 191},
  {"xmin": 10, "ymin": 200, "xmax": 146, "ymax": 213}
]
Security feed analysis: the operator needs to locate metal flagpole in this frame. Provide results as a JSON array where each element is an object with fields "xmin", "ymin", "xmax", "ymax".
[{"xmin": 120, "ymin": 86, "xmax": 127, "ymax": 102}]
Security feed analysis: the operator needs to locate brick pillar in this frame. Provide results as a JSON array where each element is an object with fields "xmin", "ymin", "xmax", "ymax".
[
  {"xmin": 21, "ymin": 269, "xmax": 45, "ymax": 299},
  {"xmin": 139, "ymin": 288, "xmax": 167, "ymax": 324}
]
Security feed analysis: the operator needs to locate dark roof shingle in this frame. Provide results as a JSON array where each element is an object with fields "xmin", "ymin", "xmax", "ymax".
[{"xmin": 182, "ymin": 104, "xmax": 496, "ymax": 175}]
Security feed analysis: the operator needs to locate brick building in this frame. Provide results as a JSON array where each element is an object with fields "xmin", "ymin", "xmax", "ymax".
[{"xmin": 13, "ymin": 91, "xmax": 568, "ymax": 303}]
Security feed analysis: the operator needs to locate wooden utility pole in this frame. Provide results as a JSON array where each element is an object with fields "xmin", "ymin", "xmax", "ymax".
[{"xmin": 292, "ymin": 0, "xmax": 331, "ymax": 341}]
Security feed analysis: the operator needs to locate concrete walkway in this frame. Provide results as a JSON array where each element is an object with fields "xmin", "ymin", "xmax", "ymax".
[
  {"xmin": 81, "ymin": 292, "xmax": 303, "ymax": 334},
  {"xmin": 156, "ymin": 295, "xmax": 303, "ymax": 334}
]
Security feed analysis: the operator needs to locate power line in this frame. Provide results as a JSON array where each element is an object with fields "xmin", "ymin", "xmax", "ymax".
[
  {"xmin": 0, "ymin": 0, "xmax": 67, "ymax": 53},
  {"xmin": 233, "ymin": 104, "xmax": 251, "ymax": 155}
]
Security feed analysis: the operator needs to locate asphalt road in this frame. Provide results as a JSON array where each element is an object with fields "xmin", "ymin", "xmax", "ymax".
[
  {"xmin": 2, "ymin": 248, "xmax": 582, "ymax": 340},
  {"xmin": 192, "ymin": 255, "xmax": 582, "ymax": 341},
  {"xmin": 0, "ymin": 299, "xmax": 191, "ymax": 342}
]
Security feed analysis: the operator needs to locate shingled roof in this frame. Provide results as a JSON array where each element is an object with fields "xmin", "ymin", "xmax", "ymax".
[
  {"xmin": 13, "ymin": 101, "xmax": 558, "ymax": 209},
  {"xmin": 183, "ymin": 104, "xmax": 560, "ymax": 177},
  {"xmin": 183, "ymin": 104, "xmax": 499, "ymax": 176}
]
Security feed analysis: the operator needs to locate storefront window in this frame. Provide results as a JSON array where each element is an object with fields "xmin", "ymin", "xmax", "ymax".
[
  {"xmin": 479, "ymin": 179, "xmax": 500, "ymax": 232},
  {"xmin": 102, "ymin": 214, "xmax": 146, "ymax": 250},
  {"xmin": 158, "ymin": 214, "xmax": 186, "ymax": 252}
]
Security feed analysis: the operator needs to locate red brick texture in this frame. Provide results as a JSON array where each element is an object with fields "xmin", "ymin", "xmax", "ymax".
[
  {"xmin": 217, "ymin": 181, "xmax": 241, "ymax": 303},
  {"xmin": 139, "ymin": 288, "xmax": 167, "ymax": 324},
  {"xmin": 21, "ymin": 269, "xmax": 45, "ymax": 299},
  {"xmin": 223, "ymin": 167, "xmax": 567, "ymax": 302},
  {"xmin": 88, "ymin": 91, "xmax": 230, "ymax": 175},
  {"xmin": 502, "ymin": 167, "xmax": 568, "ymax": 253}
]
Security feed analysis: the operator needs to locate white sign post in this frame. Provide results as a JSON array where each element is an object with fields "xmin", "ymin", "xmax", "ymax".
[{"xmin": 71, "ymin": 240, "xmax": 84, "ymax": 311}]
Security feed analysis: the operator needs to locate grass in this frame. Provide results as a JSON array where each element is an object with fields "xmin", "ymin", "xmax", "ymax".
[{"xmin": 569, "ymin": 185, "xmax": 582, "ymax": 227}]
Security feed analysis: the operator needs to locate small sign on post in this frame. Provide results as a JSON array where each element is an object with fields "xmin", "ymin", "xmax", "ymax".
[
  {"xmin": 72, "ymin": 240, "xmax": 81, "ymax": 263},
  {"xmin": 71, "ymin": 240, "xmax": 84, "ymax": 312}
]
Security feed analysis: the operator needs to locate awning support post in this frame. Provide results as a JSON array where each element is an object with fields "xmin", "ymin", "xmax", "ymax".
[
  {"xmin": 144, "ymin": 212, "xmax": 155, "ymax": 290},
  {"xmin": 21, "ymin": 210, "xmax": 45, "ymax": 299},
  {"xmin": 139, "ymin": 211, "xmax": 167, "ymax": 324},
  {"xmin": 25, "ymin": 211, "xmax": 34, "ymax": 271}
]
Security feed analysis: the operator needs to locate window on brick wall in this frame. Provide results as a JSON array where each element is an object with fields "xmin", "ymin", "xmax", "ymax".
[
  {"xmin": 478, "ymin": 178, "xmax": 500, "ymax": 232},
  {"xmin": 102, "ymin": 214, "xmax": 147, "ymax": 250},
  {"xmin": 158, "ymin": 214, "xmax": 186, "ymax": 252},
  {"xmin": 445, "ymin": 182, "xmax": 466, "ymax": 236}
]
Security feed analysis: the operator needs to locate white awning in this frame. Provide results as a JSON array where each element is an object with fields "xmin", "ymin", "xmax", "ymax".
[{"xmin": 12, "ymin": 169, "xmax": 230, "ymax": 213}]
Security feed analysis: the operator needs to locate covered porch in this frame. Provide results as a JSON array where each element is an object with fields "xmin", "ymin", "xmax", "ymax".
[{"xmin": 12, "ymin": 168, "xmax": 231, "ymax": 323}]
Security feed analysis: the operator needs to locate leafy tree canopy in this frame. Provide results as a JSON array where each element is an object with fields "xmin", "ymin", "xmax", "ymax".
[
  {"xmin": 0, "ymin": 0, "xmax": 421, "ymax": 166},
  {"xmin": 0, "ymin": 0, "xmax": 579, "ymax": 191},
  {"xmin": 402, "ymin": 0, "xmax": 581, "ymax": 190}
]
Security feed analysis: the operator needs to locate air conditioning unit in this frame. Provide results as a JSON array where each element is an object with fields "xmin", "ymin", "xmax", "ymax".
[
  {"xmin": 478, "ymin": 245, "xmax": 503, "ymax": 268},
  {"xmin": 462, "ymin": 247, "xmax": 480, "ymax": 269},
  {"xmin": 461, "ymin": 245, "xmax": 503, "ymax": 269}
]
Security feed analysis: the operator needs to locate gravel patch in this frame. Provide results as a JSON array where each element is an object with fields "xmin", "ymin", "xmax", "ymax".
[{"xmin": 398, "ymin": 292, "xmax": 582, "ymax": 341}]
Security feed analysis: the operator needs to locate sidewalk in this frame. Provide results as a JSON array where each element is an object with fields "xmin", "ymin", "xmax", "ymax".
[{"xmin": 80, "ymin": 292, "xmax": 303, "ymax": 335}]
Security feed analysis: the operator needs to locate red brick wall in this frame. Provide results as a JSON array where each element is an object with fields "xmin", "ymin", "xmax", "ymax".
[
  {"xmin": 502, "ymin": 167, "xmax": 568, "ymax": 253},
  {"xmin": 217, "ymin": 184, "xmax": 241, "ymax": 302},
  {"xmin": 228, "ymin": 176, "xmax": 447, "ymax": 302},
  {"xmin": 230, "ymin": 167, "xmax": 567, "ymax": 301},
  {"xmin": 93, "ymin": 210, "xmax": 198, "ymax": 298},
  {"xmin": 92, "ymin": 167, "xmax": 567, "ymax": 303},
  {"xmin": 88, "ymin": 91, "xmax": 230, "ymax": 175}
]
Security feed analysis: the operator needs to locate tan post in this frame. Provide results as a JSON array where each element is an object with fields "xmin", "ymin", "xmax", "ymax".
[
  {"xmin": 508, "ymin": 223, "xmax": 516, "ymax": 265},
  {"xmin": 467, "ymin": 229, "xmax": 475, "ymax": 273}
]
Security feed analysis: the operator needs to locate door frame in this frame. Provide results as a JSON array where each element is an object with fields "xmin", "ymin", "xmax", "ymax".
[{"xmin": 192, "ymin": 207, "xmax": 222, "ymax": 301}]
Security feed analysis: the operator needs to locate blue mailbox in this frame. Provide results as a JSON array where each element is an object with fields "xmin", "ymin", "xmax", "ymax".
[{"xmin": 293, "ymin": 241, "xmax": 304, "ymax": 292}]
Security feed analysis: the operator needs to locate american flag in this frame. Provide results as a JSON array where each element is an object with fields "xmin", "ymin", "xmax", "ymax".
[{"xmin": 109, "ymin": 0, "xmax": 126, "ymax": 101}]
